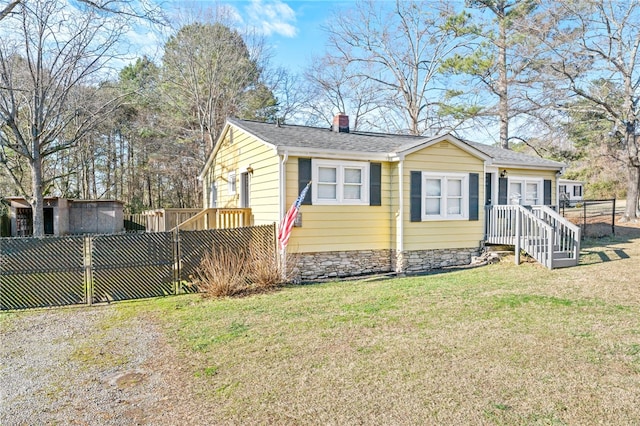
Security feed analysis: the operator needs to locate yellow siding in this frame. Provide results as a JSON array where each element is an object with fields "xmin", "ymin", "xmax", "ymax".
[
  {"xmin": 285, "ymin": 157, "xmax": 394, "ymax": 253},
  {"xmin": 402, "ymin": 140, "xmax": 486, "ymax": 251},
  {"xmin": 204, "ymin": 128, "xmax": 280, "ymax": 225},
  {"xmin": 202, "ymin": 128, "xmax": 559, "ymax": 254}
]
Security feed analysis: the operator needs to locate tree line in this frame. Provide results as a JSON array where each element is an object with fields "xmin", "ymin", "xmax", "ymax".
[{"xmin": 1, "ymin": 0, "xmax": 638, "ymax": 236}]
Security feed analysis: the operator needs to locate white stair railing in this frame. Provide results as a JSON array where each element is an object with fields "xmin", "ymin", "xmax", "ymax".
[
  {"xmin": 485, "ymin": 205, "xmax": 580, "ymax": 269},
  {"xmin": 531, "ymin": 205, "xmax": 581, "ymax": 265}
]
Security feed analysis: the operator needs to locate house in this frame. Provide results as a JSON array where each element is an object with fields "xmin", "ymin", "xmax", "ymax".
[
  {"xmin": 5, "ymin": 197, "xmax": 124, "ymax": 236},
  {"xmin": 558, "ymin": 179, "xmax": 584, "ymax": 207},
  {"xmin": 199, "ymin": 115, "xmax": 578, "ymax": 280}
]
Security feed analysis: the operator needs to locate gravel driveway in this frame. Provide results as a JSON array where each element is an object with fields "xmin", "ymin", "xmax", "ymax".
[{"xmin": 0, "ymin": 305, "xmax": 202, "ymax": 425}]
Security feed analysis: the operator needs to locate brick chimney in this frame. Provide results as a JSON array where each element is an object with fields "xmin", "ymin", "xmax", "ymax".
[{"xmin": 332, "ymin": 113, "xmax": 349, "ymax": 133}]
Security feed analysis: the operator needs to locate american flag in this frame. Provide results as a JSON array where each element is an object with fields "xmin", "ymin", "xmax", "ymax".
[{"xmin": 277, "ymin": 181, "xmax": 311, "ymax": 251}]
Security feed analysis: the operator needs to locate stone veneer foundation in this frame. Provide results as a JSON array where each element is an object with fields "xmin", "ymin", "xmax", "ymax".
[
  {"xmin": 294, "ymin": 247, "xmax": 481, "ymax": 281},
  {"xmin": 392, "ymin": 248, "xmax": 481, "ymax": 275}
]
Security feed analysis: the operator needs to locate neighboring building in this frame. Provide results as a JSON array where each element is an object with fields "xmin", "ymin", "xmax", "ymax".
[
  {"xmin": 199, "ymin": 115, "xmax": 570, "ymax": 279},
  {"xmin": 558, "ymin": 179, "xmax": 584, "ymax": 207},
  {"xmin": 6, "ymin": 197, "xmax": 124, "ymax": 237}
]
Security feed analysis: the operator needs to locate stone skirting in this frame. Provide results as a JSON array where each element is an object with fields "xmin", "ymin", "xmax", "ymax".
[
  {"xmin": 295, "ymin": 249, "xmax": 393, "ymax": 281},
  {"xmin": 293, "ymin": 247, "xmax": 481, "ymax": 281},
  {"xmin": 393, "ymin": 248, "xmax": 480, "ymax": 274}
]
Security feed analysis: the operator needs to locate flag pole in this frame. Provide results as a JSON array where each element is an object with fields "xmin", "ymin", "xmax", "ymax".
[{"xmin": 277, "ymin": 180, "xmax": 311, "ymax": 283}]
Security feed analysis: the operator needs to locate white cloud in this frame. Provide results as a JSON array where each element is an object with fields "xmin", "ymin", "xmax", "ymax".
[{"xmin": 244, "ymin": 0, "xmax": 297, "ymax": 37}]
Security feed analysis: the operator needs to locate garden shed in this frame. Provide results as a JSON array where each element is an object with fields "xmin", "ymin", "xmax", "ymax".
[{"xmin": 6, "ymin": 197, "xmax": 124, "ymax": 237}]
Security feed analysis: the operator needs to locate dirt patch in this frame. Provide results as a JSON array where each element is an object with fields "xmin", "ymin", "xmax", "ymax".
[
  {"xmin": 107, "ymin": 370, "xmax": 147, "ymax": 389},
  {"xmin": 0, "ymin": 307, "xmax": 200, "ymax": 426}
]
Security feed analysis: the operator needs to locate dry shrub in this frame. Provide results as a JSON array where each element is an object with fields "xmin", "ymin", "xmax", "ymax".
[
  {"xmin": 248, "ymin": 243, "xmax": 300, "ymax": 288},
  {"xmin": 196, "ymin": 244, "xmax": 298, "ymax": 298},
  {"xmin": 196, "ymin": 248, "xmax": 250, "ymax": 298}
]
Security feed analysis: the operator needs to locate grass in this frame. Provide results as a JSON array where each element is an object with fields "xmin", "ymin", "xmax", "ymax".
[
  {"xmin": 3, "ymin": 231, "xmax": 640, "ymax": 424},
  {"xmin": 102, "ymin": 231, "xmax": 639, "ymax": 424}
]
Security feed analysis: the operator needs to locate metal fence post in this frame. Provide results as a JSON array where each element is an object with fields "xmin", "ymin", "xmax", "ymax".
[
  {"xmin": 173, "ymin": 228, "xmax": 180, "ymax": 295},
  {"xmin": 612, "ymin": 198, "xmax": 616, "ymax": 236},
  {"xmin": 84, "ymin": 236, "xmax": 93, "ymax": 305}
]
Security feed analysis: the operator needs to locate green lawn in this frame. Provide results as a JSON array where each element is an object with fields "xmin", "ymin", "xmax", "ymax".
[
  {"xmin": 118, "ymin": 230, "xmax": 640, "ymax": 424},
  {"xmin": 4, "ymin": 231, "xmax": 639, "ymax": 424}
]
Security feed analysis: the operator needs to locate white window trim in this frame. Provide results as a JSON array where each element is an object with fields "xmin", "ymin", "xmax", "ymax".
[
  {"xmin": 311, "ymin": 159, "xmax": 370, "ymax": 205},
  {"xmin": 209, "ymin": 182, "xmax": 218, "ymax": 208},
  {"xmin": 228, "ymin": 171, "xmax": 237, "ymax": 195},
  {"xmin": 421, "ymin": 172, "xmax": 468, "ymax": 221},
  {"xmin": 508, "ymin": 177, "xmax": 543, "ymax": 205},
  {"xmin": 240, "ymin": 171, "xmax": 250, "ymax": 208}
]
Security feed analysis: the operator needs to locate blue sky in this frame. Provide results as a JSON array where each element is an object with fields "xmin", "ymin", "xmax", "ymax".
[{"xmin": 166, "ymin": 0, "xmax": 349, "ymax": 74}]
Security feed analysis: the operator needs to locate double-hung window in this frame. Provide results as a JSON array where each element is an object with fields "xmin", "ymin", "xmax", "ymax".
[
  {"xmin": 312, "ymin": 160, "xmax": 369, "ymax": 205},
  {"xmin": 422, "ymin": 172, "xmax": 467, "ymax": 220},
  {"xmin": 508, "ymin": 178, "xmax": 542, "ymax": 205},
  {"xmin": 573, "ymin": 185, "xmax": 582, "ymax": 197}
]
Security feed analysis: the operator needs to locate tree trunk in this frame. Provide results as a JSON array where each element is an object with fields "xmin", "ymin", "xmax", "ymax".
[
  {"xmin": 30, "ymin": 156, "xmax": 45, "ymax": 236},
  {"xmin": 498, "ymin": 4, "xmax": 509, "ymax": 150},
  {"xmin": 620, "ymin": 165, "xmax": 640, "ymax": 223}
]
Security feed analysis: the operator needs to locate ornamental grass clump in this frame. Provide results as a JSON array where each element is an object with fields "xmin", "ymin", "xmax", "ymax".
[
  {"xmin": 196, "ymin": 244, "xmax": 295, "ymax": 298},
  {"xmin": 196, "ymin": 248, "xmax": 250, "ymax": 298}
]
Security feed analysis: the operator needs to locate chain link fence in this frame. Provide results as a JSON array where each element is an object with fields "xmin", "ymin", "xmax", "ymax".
[
  {"xmin": 0, "ymin": 224, "xmax": 275, "ymax": 310},
  {"xmin": 561, "ymin": 199, "xmax": 617, "ymax": 238}
]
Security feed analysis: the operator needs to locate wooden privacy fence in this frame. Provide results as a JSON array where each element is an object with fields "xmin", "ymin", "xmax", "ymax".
[{"xmin": 0, "ymin": 224, "xmax": 275, "ymax": 310}]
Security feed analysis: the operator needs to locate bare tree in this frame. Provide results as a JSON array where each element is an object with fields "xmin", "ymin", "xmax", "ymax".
[
  {"xmin": 264, "ymin": 67, "xmax": 310, "ymax": 125},
  {"xmin": 539, "ymin": 0, "xmax": 640, "ymax": 222},
  {"xmin": 302, "ymin": 55, "xmax": 385, "ymax": 131},
  {"xmin": 0, "ymin": 0, "xmax": 163, "ymax": 23},
  {"xmin": 0, "ymin": 0, "xmax": 138, "ymax": 235},
  {"xmin": 0, "ymin": 0, "xmax": 20, "ymax": 21},
  {"xmin": 321, "ymin": 0, "xmax": 474, "ymax": 135}
]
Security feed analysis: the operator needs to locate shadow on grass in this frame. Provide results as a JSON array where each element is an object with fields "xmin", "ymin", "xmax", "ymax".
[{"xmin": 579, "ymin": 225, "xmax": 639, "ymax": 266}]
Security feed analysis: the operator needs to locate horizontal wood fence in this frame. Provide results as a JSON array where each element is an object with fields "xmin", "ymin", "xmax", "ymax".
[{"xmin": 0, "ymin": 224, "xmax": 275, "ymax": 310}]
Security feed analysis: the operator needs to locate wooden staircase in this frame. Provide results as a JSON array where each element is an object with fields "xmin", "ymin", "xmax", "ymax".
[{"xmin": 485, "ymin": 205, "xmax": 581, "ymax": 269}]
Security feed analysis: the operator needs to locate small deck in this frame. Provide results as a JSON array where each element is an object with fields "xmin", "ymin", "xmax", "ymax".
[
  {"xmin": 175, "ymin": 208, "xmax": 252, "ymax": 231},
  {"xmin": 485, "ymin": 205, "xmax": 581, "ymax": 269},
  {"xmin": 128, "ymin": 208, "xmax": 252, "ymax": 232}
]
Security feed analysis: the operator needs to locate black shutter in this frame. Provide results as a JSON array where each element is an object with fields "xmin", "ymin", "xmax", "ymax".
[
  {"xmin": 370, "ymin": 163, "xmax": 382, "ymax": 206},
  {"xmin": 485, "ymin": 173, "xmax": 493, "ymax": 205},
  {"xmin": 498, "ymin": 177, "xmax": 508, "ymax": 205},
  {"xmin": 410, "ymin": 171, "xmax": 422, "ymax": 222},
  {"xmin": 469, "ymin": 173, "xmax": 479, "ymax": 221},
  {"xmin": 543, "ymin": 179, "xmax": 552, "ymax": 205},
  {"xmin": 298, "ymin": 158, "xmax": 312, "ymax": 205}
]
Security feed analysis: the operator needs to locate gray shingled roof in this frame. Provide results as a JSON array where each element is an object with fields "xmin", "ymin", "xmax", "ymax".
[
  {"xmin": 228, "ymin": 118, "xmax": 564, "ymax": 169},
  {"xmin": 463, "ymin": 139, "xmax": 565, "ymax": 169}
]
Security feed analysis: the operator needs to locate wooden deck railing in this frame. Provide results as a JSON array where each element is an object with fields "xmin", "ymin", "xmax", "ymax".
[
  {"xmin": 142, "ymin": 208, "xmax": 202, "ymax": 232},
  {"xmin": 485, "ymin": 205, "xmax": 580, "ymax": 269},
  {"xmin": 175, "ymin": 208, "xmax": 252, "ymax": 231}
]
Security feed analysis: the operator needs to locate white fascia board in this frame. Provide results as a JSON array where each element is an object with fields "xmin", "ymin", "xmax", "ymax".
[
  {"xmin": 198, "ymin": 121, "xmax": 279, "ymax": 180},
  {"xmin": 198, "ymin": 123, "xmax": 230, "ymax": 181},
  {"xmin": 491, "ymin": 162, "xmax": 565, "ymax": 172},
  {"xmin": 276, "ymin": 146, "xmax": 392, "ymax": 162}
]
